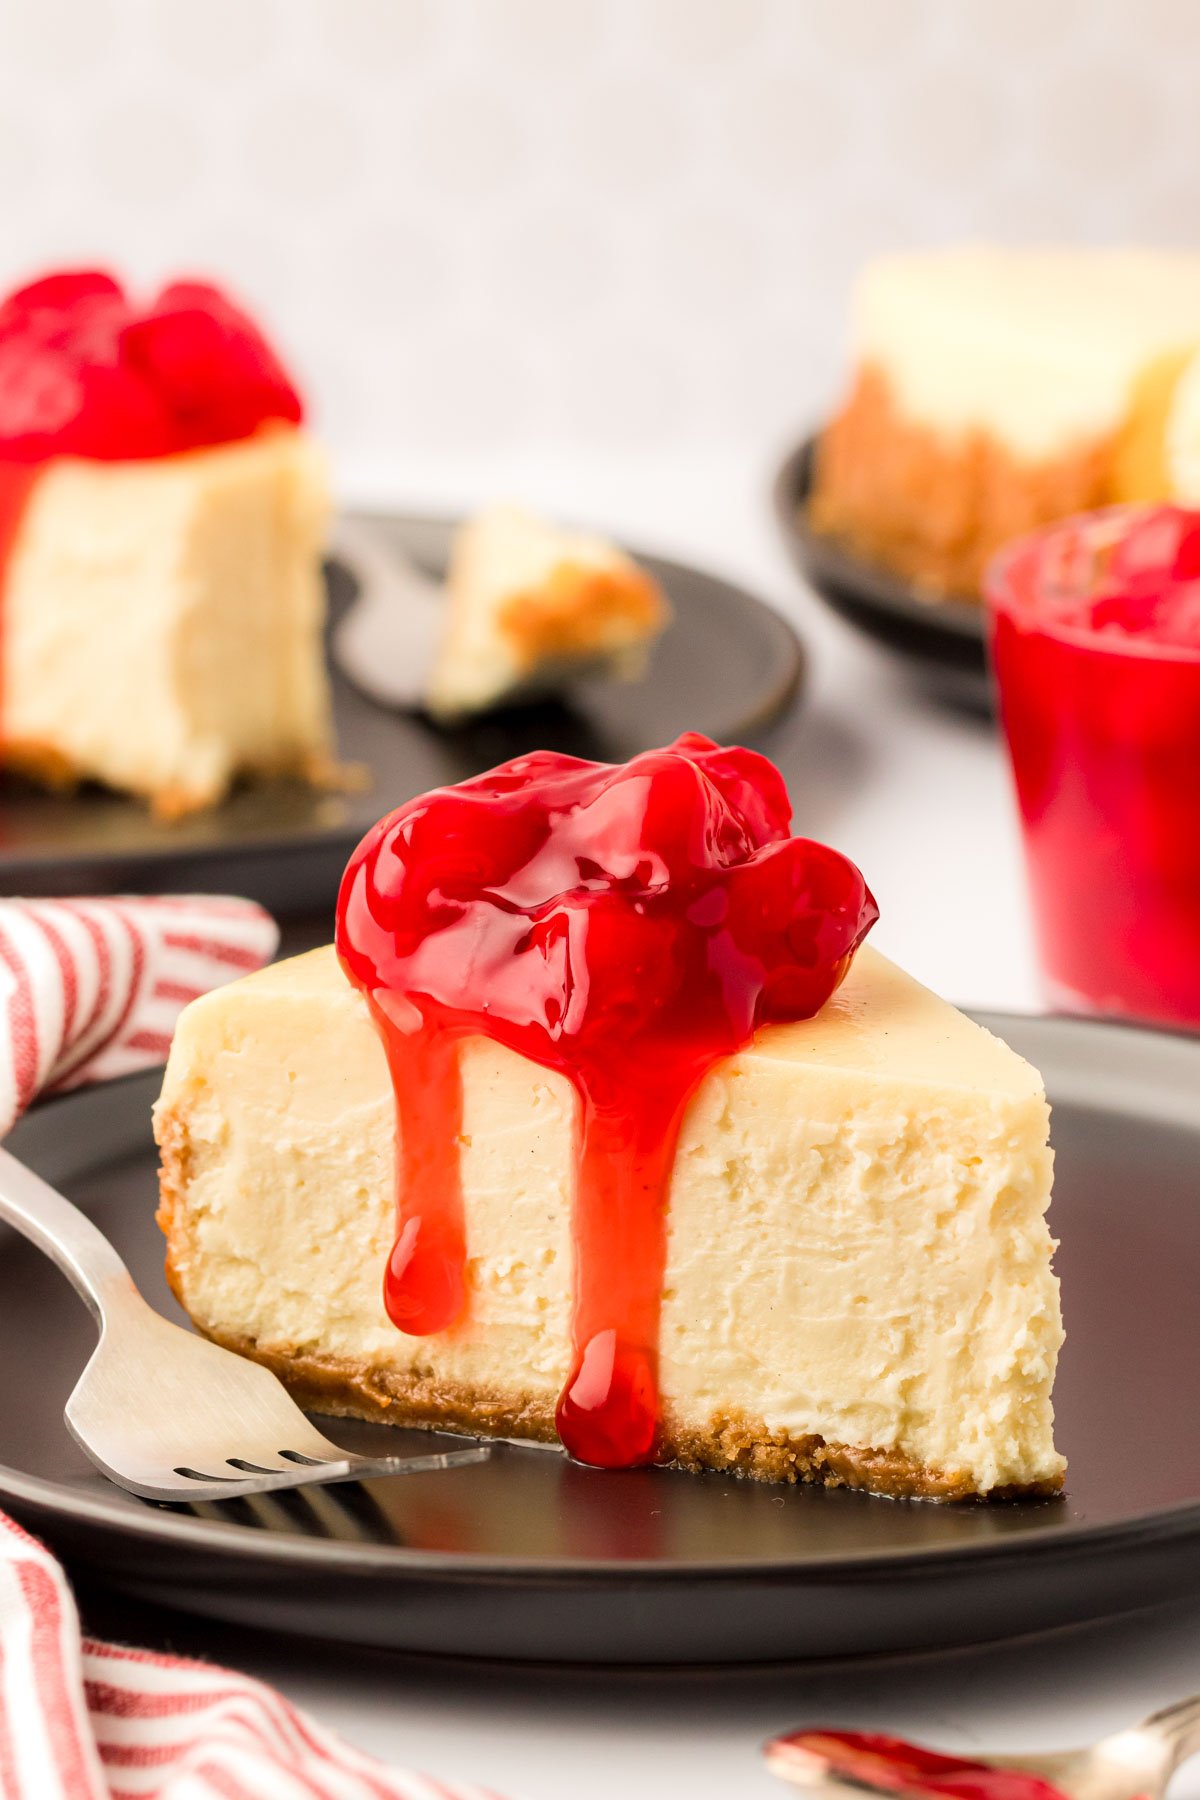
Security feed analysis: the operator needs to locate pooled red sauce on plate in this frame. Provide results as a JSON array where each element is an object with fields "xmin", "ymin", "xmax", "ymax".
[
  {"xmin": 765, "ymin": 1731, "xmax": 1072, "ymax": 1800},
  {"xmin": 336, "ymin": 734, "xmax": 877, "ymax": 1469},
  {"xmin": 0, "ymin": 268, "xmax": 303, "ymax": 738}
]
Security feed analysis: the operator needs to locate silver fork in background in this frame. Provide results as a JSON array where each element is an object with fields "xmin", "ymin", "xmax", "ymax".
[
  {"xmin": 0, "ymin": 1147, "xmax": 490, "ymax": 1503},
  {"xmin": 329, "ymin": 515, "xmax": 444, "ymax": 710}
]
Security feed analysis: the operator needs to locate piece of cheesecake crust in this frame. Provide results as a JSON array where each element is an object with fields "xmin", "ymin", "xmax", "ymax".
[
  {"xmin": 2, "ymin": 426, "xmax": 333, "ymax": 817},
  {"xmin": 154, "ymin": 945, "xmax": 1065, "ymax": 1500},
  {"xmin": 426, "ymin": 505, "xmax": 669, "ymax": 721}
]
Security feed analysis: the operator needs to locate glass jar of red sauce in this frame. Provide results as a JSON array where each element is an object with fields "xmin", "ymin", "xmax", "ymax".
[{"xmin": 986, "ymin": 504, "xmax": 1200, "ymax": 1030}]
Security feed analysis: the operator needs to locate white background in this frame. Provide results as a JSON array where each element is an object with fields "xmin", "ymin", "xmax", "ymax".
[
  {"xmin": 10, "ymin": 0, "xmax": 1200, "ymax": 1791},
  {"xmin": 3, "ymin": 0, "xmax": 1200, "ymax": 489}
]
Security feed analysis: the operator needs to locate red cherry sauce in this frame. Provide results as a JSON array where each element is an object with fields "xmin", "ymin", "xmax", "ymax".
[
  {"xmin": 765, "ymin": 1732, "xmax": 1071, "ymax": 1800},
  {"xmin": 0, "ymin": 268, "xmax": 304, "ymax": 742},
  {"xmin": 336, "ymin": 734, "xmax": 878, "ymax": 1469},
  {"xmin": 989, "ymin": 504, "xmax": 1200, "ymax": 1027}
]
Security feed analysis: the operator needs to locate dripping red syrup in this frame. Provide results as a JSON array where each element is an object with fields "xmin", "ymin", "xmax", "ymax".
[
  {"xmin": 336, "ymin": 733, "xmax": 878, "ymax": 1471},
  {"xmin": 764, "ymin": 1731, "xmax": 1073, "ymax": 1800},
  {"xmin": 0, "ymin": 268, "xmax": 304, "ymax": 747}
]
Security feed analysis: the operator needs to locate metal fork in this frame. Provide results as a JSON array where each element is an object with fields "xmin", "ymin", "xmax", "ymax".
[
  {"xmin": 330, "ymin": 515, "xmax": 443, "ymax": 710},
  {"xmin": 0, "ymin": 1147, "xmax": 490, "ymax": 1502}
]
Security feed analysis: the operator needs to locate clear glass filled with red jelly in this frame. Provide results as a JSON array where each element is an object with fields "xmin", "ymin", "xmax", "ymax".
[{"xmin": 987, "ymin": 504, "xmax": 1200, "ymax": 1028}]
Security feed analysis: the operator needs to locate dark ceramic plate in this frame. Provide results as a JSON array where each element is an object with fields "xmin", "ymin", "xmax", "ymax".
[
  {"xmin": 0, "ymin": 514, "xmax": 803, "ymax": 916},
  {"xmin": 774, "ymin": 436, "xmax": 991, "ymax": 712},
  {"xmin": 2, "ymin": 1010, "xmax": 1198, "ymax": 1666}
]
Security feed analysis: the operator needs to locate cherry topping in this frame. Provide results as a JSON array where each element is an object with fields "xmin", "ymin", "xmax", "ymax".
[
  {"xmin": 336, "ymin": 734, "xmax": 878, "ymax": 1470},
  {"xmin": 0, "ymin": 267, "xmax": 302, "ymax": 463}
]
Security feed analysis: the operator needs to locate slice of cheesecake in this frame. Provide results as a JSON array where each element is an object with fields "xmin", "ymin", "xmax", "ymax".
[
  {"xmin": 4, "ymin": 427, "xmax": 333, "ymax": 817},
  {"xmin": 811, "ymin": 245, "xmax": 1200, "ymax": 598},
  {"xmin": 425, "ymin": 504, "xmax": 669, "ymax": 721},
  {"xmin": 0, "ymin": 269, "xmax": 335, "ymax": 816},
  {"xmin": 155, "ymin": 942, "xmax": 1064, "ymax": 1499}
]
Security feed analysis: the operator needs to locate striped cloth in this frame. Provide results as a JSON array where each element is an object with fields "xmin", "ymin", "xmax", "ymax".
[
  {"xmin": 0, "ymin": 895, "xmax": 498, "ymax": 1800},
  {"xmin": 0, "ymin": 895, "xmax": 279, "ymax": 1131},
  {"xmin": 0, "ymin": 1513, "xmax": 499, "ymax": 1800}
]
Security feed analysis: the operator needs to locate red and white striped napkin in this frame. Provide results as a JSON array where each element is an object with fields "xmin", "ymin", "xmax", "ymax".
[
  {"xmin": 0, "ymin": 895, "xmax": 280, "ymax": 1132},
  {"xmin": 0, "ymin": 895, "xmax": 500, "ymax": 1800},
  {"xmin": 0, "ymin": 1512, "xmax": 500, "ymax": 1800}
]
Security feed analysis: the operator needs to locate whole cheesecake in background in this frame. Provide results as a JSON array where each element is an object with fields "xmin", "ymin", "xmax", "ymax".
[
  {"xmin": 426, "ymin": 504, "xmax": 670, "ymax": 721},
  {"xmin": 155, "ymin": 734, "xmax": 1065, "ymax": 1500},
  {"xmin": 811, "ymin": 246, "xmax": 1200, "ymax": 598},
  {"xmin": 0, "ymin": 270, "xmax": 333, "ymax": 817}
]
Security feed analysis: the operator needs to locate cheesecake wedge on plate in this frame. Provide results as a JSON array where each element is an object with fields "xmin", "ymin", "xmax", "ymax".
[
  {"xmin": 333, "ymin": 504, "xmax": 671, "ymax": 721},
  {"xmin": 426, "ymin": 504, "xmax": 670, "ymax": 720},
  {"xmin": 0, "ymin": 270, "xmax": 333, "ymax": 817},
  {"xmin": 812, "ymin": 245, "xmax": 1200, "ymax": 598},
  {"xmin": 155, "ymin": 735, "xmax": 1064, "ymax": 1500}
]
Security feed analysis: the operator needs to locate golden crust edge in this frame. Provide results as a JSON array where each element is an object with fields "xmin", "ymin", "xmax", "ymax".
[
  {"xmin": 808, "ymin": 362, "xmax": 1115, "ymax": 600},
  {"xmin": 496, "ymin": 561, "xmax": 670, "ymax": 672},
  {"xmin": 176, "ymin": 1319, "xmax": 1063, "ymax": 1503},
  {"xmin": 154, "ymin": 1109, "xmax": 1063, "ymax": 1505},
  {"xmin": 1, "ymin": 737, "xmax": 353, "ymax": 822}
]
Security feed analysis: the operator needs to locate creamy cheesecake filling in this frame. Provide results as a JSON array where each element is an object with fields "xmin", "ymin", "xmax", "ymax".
[
  {"xmin": 0, "ymin": 430, "xmax": 332, "ymax": 814},
  {"xmin": 850, "ymin": 247, "xmax": 1200, "ymax": 459}
]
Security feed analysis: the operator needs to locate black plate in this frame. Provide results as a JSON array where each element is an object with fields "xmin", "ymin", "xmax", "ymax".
[
  {"xmin": 774, "ymin": 437, "xmax": 992, "ymax": 713},
  {"xmin": 0, "ymin": 514, "xmax": 804, "ymax": 915},
  {"xmin": 1, "ymin": 1010, "xmax": 1198, "ymax": 1666}
]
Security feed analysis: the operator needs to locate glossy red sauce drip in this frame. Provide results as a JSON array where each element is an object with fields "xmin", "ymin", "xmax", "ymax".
[
  {"xmin": 0, "ymin": 466, "xmax": 40, "ymax": 576},
  {"xmin": 765, "ymin": 1732, "xmax": 1071, "ymax": 1800},
  {"xmin": 0, "ymin": 267, "xmax": 304, "ymax": 753},
  {"xmin": 0, "ymin": 463, "xmax": 39, "ymax": 752},
  {"xmin": 336, "ymin": 734, "xmax": 878, "ymax": 1469}
]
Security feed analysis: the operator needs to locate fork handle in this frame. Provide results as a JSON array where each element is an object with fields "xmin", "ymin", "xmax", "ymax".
[{"xmin": 0, "ymin": 1147, "xmax": 141, "ymax": 1328}]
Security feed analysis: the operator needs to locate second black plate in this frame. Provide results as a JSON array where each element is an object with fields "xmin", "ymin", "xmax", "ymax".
[
  {"xmin": 774, "ymin": 436, "xmax": 991, "ymax": 712},
  {"xmin": 0, "ymin": 514, "xmax": 804, "ymax": 915},
  {"xmin": 1, "ymin": 1010, "xmax": 1198, "ymax": 1665}
]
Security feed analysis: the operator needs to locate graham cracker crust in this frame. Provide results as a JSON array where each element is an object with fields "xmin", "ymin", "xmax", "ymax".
[
  {"xmin": 809, "ymin": 363, "xmax": 1113, "ymax": 599},
  {"xmin": 173, "ymin": 1321, "xmax": 1060, "ymax": 1502},
  {"xmin": 498, "ymin": 562, "xmax": 668, "ymax": 670}
]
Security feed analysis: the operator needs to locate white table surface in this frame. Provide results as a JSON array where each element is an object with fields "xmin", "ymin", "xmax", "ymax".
[{"xmin": 90, "ymin": 451, "xmax": 1200, "ymax": 1799}]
